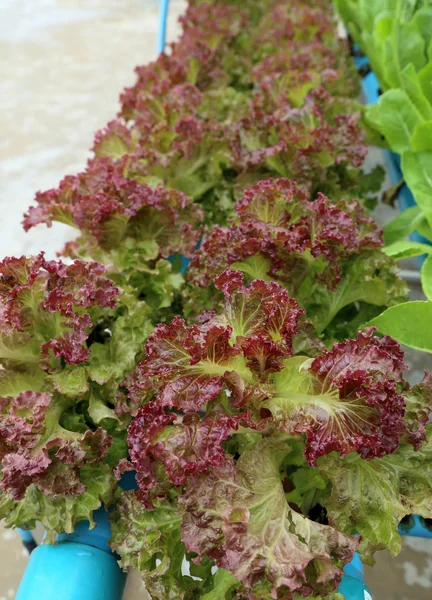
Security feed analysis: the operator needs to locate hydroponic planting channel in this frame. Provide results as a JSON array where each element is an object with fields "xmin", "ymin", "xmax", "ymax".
[{"xmin": 2, "ymin": 1, "xmax": 432, "ymax": 599}]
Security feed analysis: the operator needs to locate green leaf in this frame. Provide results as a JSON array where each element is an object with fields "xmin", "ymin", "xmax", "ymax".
[
  {"xmin": 366, "ymin": 89, "xmax": 421, "ymax": 153},
  {"xmin": 180, "ymin": 438, "xmax": 358, "ymax": 598},
  {"xmin": 333, "ymin": 0, "xmax": 362, "ymax": 40},
  {"xmin": 361, "ymin": 25, "xmax": 387, "ymax": 87},
  {"xmin": 111, "ymin": 238, "xmax": 160, "ymax": 267},
  {"xmin": 230, "ymin": 255, "xmax": 272, "ymax": 281},
  {"xmin": 400, "ymin": 64, "xmax": 432, "ymax": 120},
  {"xmin": 0, "ymin": 464, "xmax": 119, "ymax": 538},
  {"xmin": 411, "ymin": 121, "xmax": 432, "ymax": 151},
  {"xmin": 200, "ymin": 570, "xmax": 239, "ymax": 600},
  {"xmin": 93, "ymin": 132, "xmax": 132, "ymax": 159},
  {"xmin": 287, "ymin": 79, "xmax": 319, "ymax": 108},
  {"xmin": 413, "ymin": 7, "xmax": 432, "ymax": 48},
  {"xmin": 142, "ymin": 260, "xmax": 185, "ymax": 311},
  {"xmin": 88, "ymin": 388, "xmax": 120, "ymax": 425},
  {"xmin": 59, "ymin": 405, "xmax": 87, "ymax": 433},
  {"xmin": 418, "ymin": 61, "xmax": 432, "ymax": 105},
  {"xmin": 382, "ymin": 179, "xmax": 404, "ymax": 206},
  {"xmin": 88, "ymin": 299, "xmax": 152, "ymax": 385},
  {"xmin": 402, "ymin": 150, "xmax": 432, "ymax": 229},
  {"xmin": 383, "ymin": 205, "xmax": 425, "ymax": 244},
  {"xmin": 417, "ymin": 218, "xmax": 432, "ymax": 241},
  {"xmin": 0, "ymin": 331, "xmax": 41, "ymax": 364},
  {"xmin": 359, "ymin": 1, "xmax": 392, "ymax": 32},
  {"xmin": 0, "ymin": 367, "xmax": 45, "ymax": 396},
  {"xmin": 110, "ymin": 491, "xmax": 182, "ymax": 574},
  {"xmin": 383, "ymin": 240, "xmax": 432, "ymax": 259},
  {"xmin": 318, "ymin": 436, "xmax": 432, "ymax": 562},
  {"xmin": 87, "ymin": 344, "xmax": 115, "ymax": 385},
  {"xmin": 403, "ymin": 376, "xmax": 432, "ymax": 447},
  {"xmin": 421, "ymin": 255, "xmax": 432, "ymax": 300},
  {"xmin": 368, "ymin": 301, "xmax": 432, "ymax": 353},
  {"xmin": 294, "ymin": 594, "xmax": 344, "ymax": 600},
  {"xmin": 286, "ymin": 462, "xmax": 329, "ymax": 512},
  {"xmin": 308, "ymin": 251, "xmax": 408, "ymax": 334},
  {"xmin": 104, "ymin": 431, "xmax": 128, "ymax": 468},
  {"xmin": 109, "ymin": 491, "xmax": 208, "ymax": 600},
  {"xmin": 373, "ymin": 13, "xmax": 394, "ymax": 46},
  {"xmin": 50, "ymin": 366, "xmax": 89, "ymax": 397},
  {"xmin": 383, "ymin": 21, "xmax": 426, "ymax": 89}
]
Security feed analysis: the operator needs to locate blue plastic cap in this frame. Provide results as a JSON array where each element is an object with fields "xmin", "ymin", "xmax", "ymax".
[{"xmin": 15, "ymin": 543, "xmax": 126, "ymax": 600}]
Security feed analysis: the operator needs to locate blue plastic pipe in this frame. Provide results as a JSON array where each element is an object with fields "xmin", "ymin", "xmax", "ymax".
[
  {"xmin": 340, "ymin": 553, "xmax": 372, "ymax": 599},
  {"xmin": 14, "ymin": 473, "xmax": 138, "ymax": 600},
  {"xmin": 16, "ymin": 543, "xmax": 125, "ymax": 600},
  {"xmin": 158, "ymin": 0, "xmax": 170, "ymax": 54},
  {"xmin": 16, "ymin": 528, "xmax": 37, "ymax": 554},
  {"xmin": 15, "ymin": 506, "xmax": 126, "ymax": 600},
  {"xmin": 17, "ymin": 528, "xmax": 34, "ymax": 543}
]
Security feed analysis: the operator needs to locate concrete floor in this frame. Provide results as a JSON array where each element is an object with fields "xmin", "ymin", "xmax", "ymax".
[{"xmin": 0, "ymin": 1, "xmax": 431, "ymax": 598}]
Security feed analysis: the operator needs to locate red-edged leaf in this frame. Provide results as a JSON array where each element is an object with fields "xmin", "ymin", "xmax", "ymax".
[
  {"xmin": 138, "ymin": 316, "xmax": 246, "ymax": 412},
  {"xmin": 180, "ymin": 438, "xmax": 358, "ymax": 598},
  {"xmin": 129, "ymin": 403, "xmax": 240, "ymax": 507},
  {"xmin": 403, "ymin": 372, "xmax": 432, "ymax": 449},
  {"xmin": 266, "ymin": 328, "xmax": 408, "ymax": 464},
  {"xmin": 0, "ymin": 391, "xmax": 111, "ymax": 499}
]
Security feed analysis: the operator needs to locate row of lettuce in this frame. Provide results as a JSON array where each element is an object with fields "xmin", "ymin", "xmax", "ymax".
[
  {"xmin": 336, "ymin": 0, "xmax": 432, "ymax": 352},
  {"xmin": 0, "ymin": 1, "xmax": 431, "ymax": 599}
]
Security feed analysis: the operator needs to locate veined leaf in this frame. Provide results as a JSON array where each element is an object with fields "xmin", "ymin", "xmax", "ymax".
[
  {"xmin": 418, "ymin": 61, "xmax": 432, "ymax": 105},
  {"xmin": 319, "ymin": 434, "xmax": 432, "ymax": 562},
  {"xmin": 383, "ymin": 20, "xmax": 426, "ymax": 89},
  {"xmin": 403, "ymin": 150, "xmax": 432, "ymax": 229},
  {"xmin": 180, "ymin": 438, "xmax": 358, "ymax": 599},
  {"xmin": 400, "ymin": 64, "xmax": 432, "ymax": 120},
  {"xmin": 421, "ymin": 255, "xmax": 432, "ymax": 300},
  {"xmin": 413, "ymin": 7, "xmax": 432, "ymax": 48},
  {"xmin": 383, "ymin": 239, "xmax": 432, "ymax": 259},
  {"xmin": 266, "ymin": 329, "xmax": 407, "ymax": 465},
  {"xmin": 366, "ymin": 89, "xmax": 422, "ymax": 153},
  {"xmin": 411, "ymin": 121, "xmax": 432, "ymax": 151},
  {"xmin": 369, "ymin": 301, "xmax": 432, "ymax": 352},
  {"xmin": 383, "ymin": 205, "xmax": 425, "ymax": 244}
]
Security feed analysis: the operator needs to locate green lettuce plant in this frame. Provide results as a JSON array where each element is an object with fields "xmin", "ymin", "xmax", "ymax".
[
  {"xmin": 334, "ymin": 0, "xmax": 432, "ymax": 352},
  {"xmin": 334, "ymin": 0, "xmax": 432, "ymax": 242}
]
